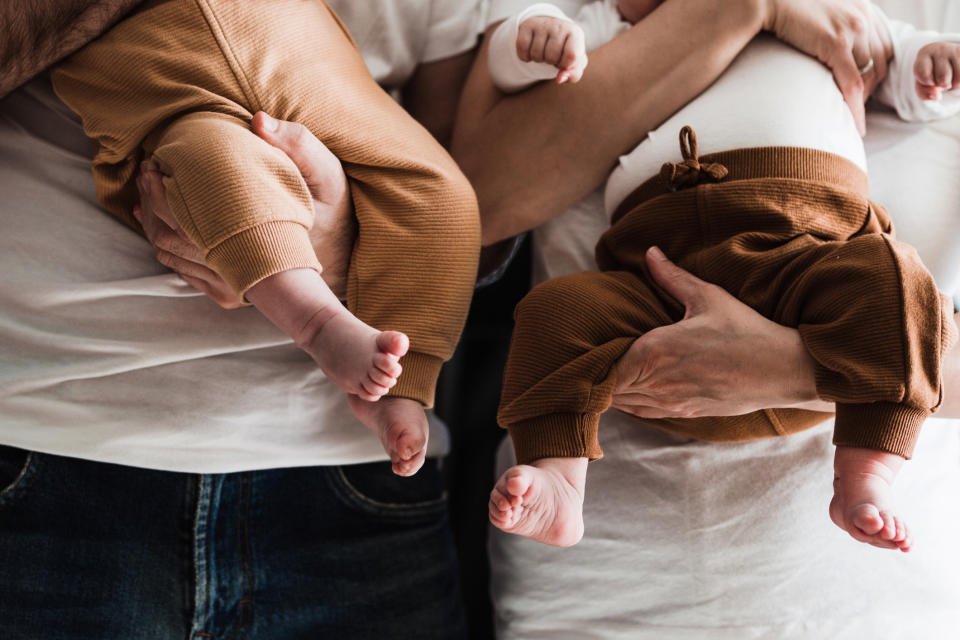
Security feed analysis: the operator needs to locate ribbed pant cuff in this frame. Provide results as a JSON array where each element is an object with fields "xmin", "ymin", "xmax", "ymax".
[
  {"xmin": 387, "ymin": 351, "xmax": 443, "ymax": 408},
  {"xmin": 832, "ymin": 402, "xmax": 929, "ymax": 459},
  {"xmin": 508, "ymin": 413, "xmax": 603, "ymax": 464},
  {"xmin": 205, "ymin": 220, "xmax": 322, "ymax": 298}
]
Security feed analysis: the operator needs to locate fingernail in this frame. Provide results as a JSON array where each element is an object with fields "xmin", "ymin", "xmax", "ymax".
[
  {"xmin": 132, "ymin": 205, "xmax": 141, "ymax": 221},
  {"xmin": 648, "ymin": 246, "xmax": 666, "ymax": 261},
  {"xmin": 260, "ymin": 113, "xmax": 278, "ymax": 132}
]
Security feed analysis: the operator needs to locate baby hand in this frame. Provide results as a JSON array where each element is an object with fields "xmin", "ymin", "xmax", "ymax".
[
  {"xmin": 517, "ymin": 16, "xmax": 587, "ymax": 84},
  {"xmin": 914, "ymin": 41, "xmax": 960, "ymax": 100}
]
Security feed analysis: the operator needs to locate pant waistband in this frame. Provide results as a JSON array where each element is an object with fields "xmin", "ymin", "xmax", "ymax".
[{"xmin": 611, "ymin": 127, "xmax": 869, "ymax": 225}]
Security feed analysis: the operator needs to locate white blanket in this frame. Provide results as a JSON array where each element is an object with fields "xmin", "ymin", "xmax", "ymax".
[{"xmin": 489, "ymin": 1, "xmax": 960, "ymax": 637}]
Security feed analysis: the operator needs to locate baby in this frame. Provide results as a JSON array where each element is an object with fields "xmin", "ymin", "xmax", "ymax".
[
  {"xmin": 50, "ymin": 0, "xmax": 480, "ymax": 476},
  {"xmin": 488, "ymin": 0, "xmax": 960, "ymax": 549}
]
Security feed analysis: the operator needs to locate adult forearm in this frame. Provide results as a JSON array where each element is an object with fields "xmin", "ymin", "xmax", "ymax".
[
  {"xmin": 452, "ymin": 0, "xmax": 765, "ymax": 245},
  {"xmin": 0, "ymin": 0, "xmax": 141, "ymax": 99},
  {"xmin": 937, "ymin": 313, "xmax": 960, "ymax": 418}
]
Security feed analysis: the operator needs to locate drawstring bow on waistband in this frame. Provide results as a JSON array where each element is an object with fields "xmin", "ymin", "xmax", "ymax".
[{"xmin": 660, "ymin": 126, "xmax": 728, "ymax": 191}]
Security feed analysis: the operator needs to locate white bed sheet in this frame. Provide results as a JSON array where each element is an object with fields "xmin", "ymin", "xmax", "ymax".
[{"xmin": 489, "ymin": 1, "xmax": 960, "ymax": 637}]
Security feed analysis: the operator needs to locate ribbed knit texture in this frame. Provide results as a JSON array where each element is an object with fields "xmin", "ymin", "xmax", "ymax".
[
  {"xmin": 500, "ymin": 143, "xmax": 954, "ymax": 463},
  {"xmin": 50, "ymin": 0, "xmax": 481, "ymax": 407}
]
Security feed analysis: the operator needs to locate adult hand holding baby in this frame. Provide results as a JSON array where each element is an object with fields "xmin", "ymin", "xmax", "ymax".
[
  {"xmin": 133, "ymin": 112, "xmax": 356, "ymax": 307},
  {"xmin": 763, "ymin": 0, "xmax": 892, "ymax": 134},
  {"xmin": 610, "ymin": 247, "xmax": 833, "ymax": 419}
]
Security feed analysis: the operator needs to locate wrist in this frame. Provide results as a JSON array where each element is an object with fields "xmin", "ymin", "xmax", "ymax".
[{"xmin": 772, "ymin": 323, "xmax": 821, "ymax": 404}]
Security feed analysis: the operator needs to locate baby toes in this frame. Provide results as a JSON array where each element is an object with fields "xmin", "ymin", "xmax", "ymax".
[
  {"xmin": 373, "ymin": 352, "xmax": 402, "ymax": 379},
  {"xmin": 392, "ymin": 448, "xmax": 425, "ymax": 477},
  {"xmin": 877, "ymin": 510, "xmax": 898, "ymax": 541},
  {"xmin": 850, "ymin": 503, "xmax": 884, "ymax": 536},
  {"xmin": 504, "ymin": 468, "xmax": 534, "ymax": 503},
  {"xmin": 367, "ymin": 366, "xmax": 396, "ymax": 390},
  {"xmin": 359, "ymin": 378, "xmax": 389, "ymax": 400},
  {"xmin": 376, "ymin": 330, "xmax": 409, "ymax": 358}
]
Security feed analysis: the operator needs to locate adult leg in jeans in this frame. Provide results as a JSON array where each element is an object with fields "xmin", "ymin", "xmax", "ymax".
[{"xmin": 0, "ymin": 446, "xmax": 466, "ymax": 639}]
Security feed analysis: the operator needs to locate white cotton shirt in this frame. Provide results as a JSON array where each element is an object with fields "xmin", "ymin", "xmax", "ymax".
[{"xmin": 0, "ymin": 0, "xmax": 483, "ymax": 473}]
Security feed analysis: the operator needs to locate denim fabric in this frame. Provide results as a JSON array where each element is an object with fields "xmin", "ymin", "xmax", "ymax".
[{"xmin": 0, "ymin": 445, "xmax": 466, "ymax": 639}]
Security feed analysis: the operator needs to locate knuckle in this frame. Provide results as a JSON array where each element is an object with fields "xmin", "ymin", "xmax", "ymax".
[
  {"xmin": 153, "ymin": 234, "xmax": 175, "ymax": 253},
  {"xmin": 831, "ymin": 33, "xmax": 850, "ymax": 55},
  {"xmin": 289, "ymin": 122, "xmax": 312, "ymax": 152},
  {"xmin": 847, "ymin": 14, "xmax": 866, "ymax": 35},
  {"xmin": 155, "ymin": 249, "xmax": 175, "ymax": 268}
]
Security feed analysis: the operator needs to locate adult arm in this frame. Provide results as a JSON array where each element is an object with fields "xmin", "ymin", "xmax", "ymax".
[
  {"xmin": 610, "ymin": 248, "xmax": 960, "ymax": 419},
  {"xmin": 452, "ymin": 0, "xmax": 885, "ymax": 245},
  {"xmin": 402, "ymin": 50, "xmax": 477, "ymax": 149},
  {"xmin": 0, "ymin": 0, "xmax": 141, "ymax": 99}
]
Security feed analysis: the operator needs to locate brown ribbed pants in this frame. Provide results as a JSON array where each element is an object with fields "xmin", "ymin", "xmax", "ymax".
[
  {"xmin": 499, "ymin": 132, "xmax": 955, "ymax": 464},
  {"xmin": 50, "ymin": 0, "xmax": 480, "ymax": 406}
]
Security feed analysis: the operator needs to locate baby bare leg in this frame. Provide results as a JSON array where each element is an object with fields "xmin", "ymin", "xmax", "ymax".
[
  {"xmin": 829, "ymin": 446, "xmax": 912, "ymax": 552},
  {"xmin": 247, "ymin": 268, "xmax": 407, "ymax": 402},
  {"xmin": 349, "ymin": 395, "xmax": 430, "ymax": 477},
  {"xmin": 489, "ymin": 456, "xmax": 588, "ymax": 547}
]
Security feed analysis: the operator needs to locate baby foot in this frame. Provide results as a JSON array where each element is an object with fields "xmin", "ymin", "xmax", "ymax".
[
  {"xmin": 488, "ymin": 457, "xmax": 587, "ymax": 547},
  {"xmin": 348, "ymin": 396, "xmax": 428, "ymax": 476},
  {"xmin": 304, "ymin": 308, "xmax": 408, "ymax": 402},
  {"xmin": 828, "ymin": 446, "xmax": 912, "ymax": 552}
]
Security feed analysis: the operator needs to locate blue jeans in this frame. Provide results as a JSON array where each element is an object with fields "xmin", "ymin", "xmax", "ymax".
[{"xmin": 0, "ymin": 445, "xmax": 466, "ymax": 639}]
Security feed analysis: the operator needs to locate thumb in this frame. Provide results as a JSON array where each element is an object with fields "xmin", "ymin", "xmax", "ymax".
[
  {"xmin": 250, "ymin": 111, "xmax": 333, "ymax": 198},
  {"xmin": 645, "ymin": 246, "xmax": 709, "ymax": 315}
]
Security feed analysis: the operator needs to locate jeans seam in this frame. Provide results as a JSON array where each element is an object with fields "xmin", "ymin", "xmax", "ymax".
[
  {"xmin": 224, "ymin": 473, "xmax": 253, "ymax": 640},
  {"xmin": 0, "ymin": 451, "xmax": 38, "ymax": 507},
  {"xmin": 329, "ymin": 466, "xmax": 446, "ymax": 518},
  {"xmin": 191, "ymin": 476, "xmax": 213, "ymax": 639}
]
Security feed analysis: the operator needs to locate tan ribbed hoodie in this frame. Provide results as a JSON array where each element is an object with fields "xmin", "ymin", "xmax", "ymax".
[
  {"xmin": 499, "ymin": 139, "xmax": 955, "ymax": 463},
  {"xmin": 51, "ymin": 0, "xmax": 481, "ymax": 406}
]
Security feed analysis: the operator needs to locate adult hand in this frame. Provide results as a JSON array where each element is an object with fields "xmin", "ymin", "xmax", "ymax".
[
  {"xmin": 133, "ymin": 111, "xmax": 356, "ymax": 308},
  {"xmin": 610, "ymin": 247, "xmax": 832, "ymax": 419},
  {"xmin": 764, "ymin": 0, "xmax": 893, "ymax": 135}
]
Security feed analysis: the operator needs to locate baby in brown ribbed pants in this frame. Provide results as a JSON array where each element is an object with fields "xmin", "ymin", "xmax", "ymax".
[
  {"xmin": 50, "ymin": 0, "xmax": 480, "ymax": 476},
  {"xmin": 487, "ymin": 0, "xmax": 960, "ymax": 549}
]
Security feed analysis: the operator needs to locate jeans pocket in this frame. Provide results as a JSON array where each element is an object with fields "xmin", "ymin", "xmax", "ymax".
[
  {"xmin": 0, "ymin": 445, "xmax": 37, "ymax": 509},
  {"xmin": 327, "ymin": 459, "xmax": 447, "ymax": 521}
]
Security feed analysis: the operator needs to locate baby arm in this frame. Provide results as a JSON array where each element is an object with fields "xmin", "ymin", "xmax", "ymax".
[
  {"xmin": 518, "ymin": 15, "xmax": 588, "ymax": 85},
  {"xmin": 914, "ymin": 41, "xmax": 960, "ymax": 101},
  {"xmin": 488, "ymin": 4, "xmax": 588, "ymax": 92},
  {"xmin": 872, "ymin": 11, "xmax": 960, "ymax": 121}
]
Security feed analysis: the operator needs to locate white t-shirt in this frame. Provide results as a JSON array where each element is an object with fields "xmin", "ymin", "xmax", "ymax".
[
  {"xmin": 0, "ymin": 0, "xmax": 483, "ymax": 473},
  {"xmin": 487, "ymin": 0, "xmax": 960, "ymax": 637}
]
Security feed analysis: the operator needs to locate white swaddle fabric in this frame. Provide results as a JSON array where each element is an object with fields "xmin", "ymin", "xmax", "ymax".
[{"xmin": 488, "ymin": 1, "xmax": 960, "ymax": 637}]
